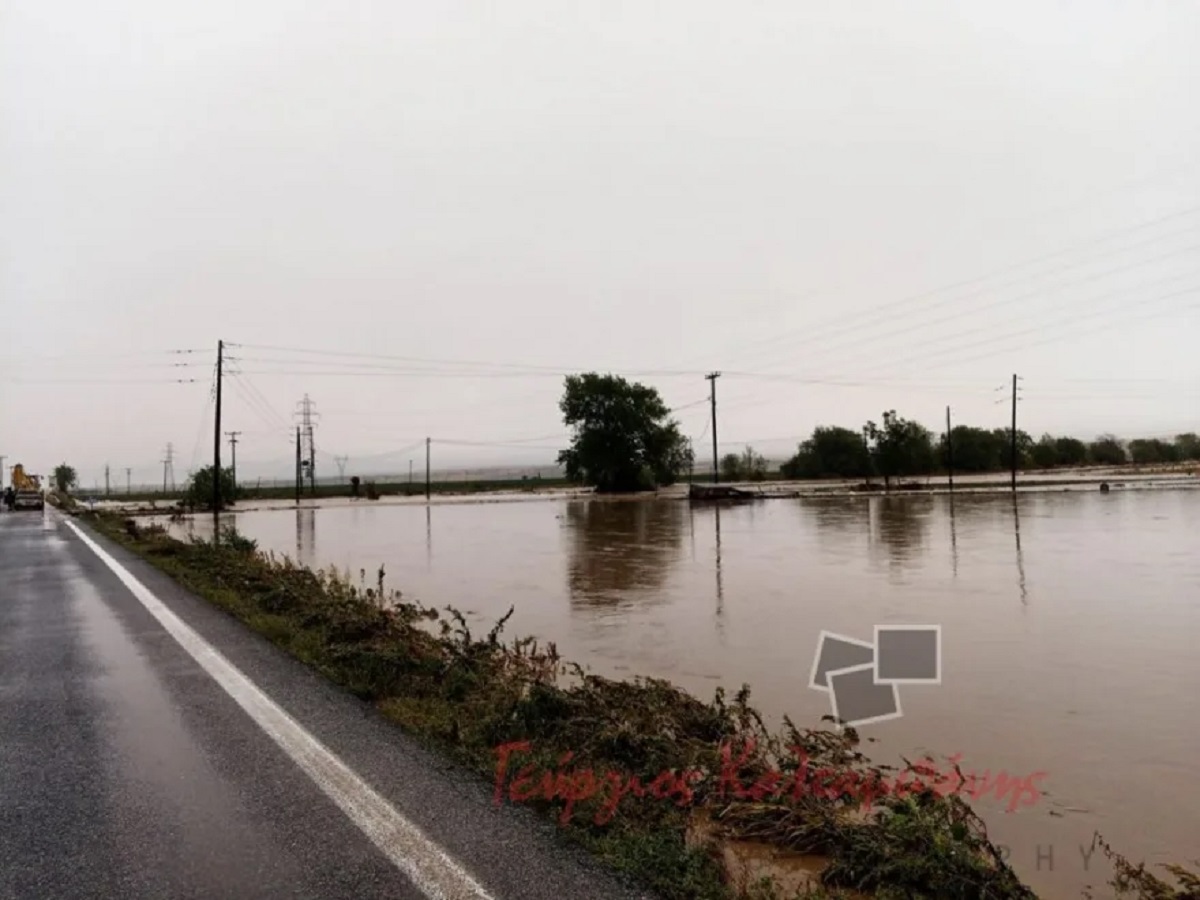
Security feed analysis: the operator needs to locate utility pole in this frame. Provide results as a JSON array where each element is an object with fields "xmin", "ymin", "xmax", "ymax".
[
  {"xmin": 425, "ymin": 437, "xmax": 431, "ymax": 501},
  {"xmin": 945, "ymin": 406, "xmax": 954, "ymax": 493},
  {"xmin": 295, "ymin": 427, "xmax": 302, "ymax": 504},
  {"xmin": 409, "ymin": 459, "xmax": 413, "ymax": 485},
  {"xmin": 226, "ymin": 431, "xmax": 241, "ymax": 490},
  {"xmin": 0, "ymin": 456, "xmax": 7, "ymax": 491},
  {"xmin": 705, "ymin": 372, "xmax": 721, "ymax": 484},
  {"xmin": 125, "ymin": 468, "xmax": 131, "ymax": 495},
  {"xmin": 105, "ymin": 465, "xmax": 110, "ymax": 497},
  {"xmin": 1010, "ymin": 373, "xmax": 1019, "ymax": 493},
  {"xmin": 213, "ymin": 340, "xmax": 224, "ymax": 518}
]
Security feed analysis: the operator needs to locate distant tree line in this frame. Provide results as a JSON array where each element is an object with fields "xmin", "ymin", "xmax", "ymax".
[
  {"xmin": 551, "ymin": 373, "xmax": 1199, "ymax": 493},
  {"xmin": 780, "ymin": 415, "xmax": 1200, "ymax": 484}
]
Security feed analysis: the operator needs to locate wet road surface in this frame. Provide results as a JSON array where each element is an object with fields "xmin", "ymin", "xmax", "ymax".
[{"xmin": 0, "ymin": 509, "xmax": 651, "ymax": 900}]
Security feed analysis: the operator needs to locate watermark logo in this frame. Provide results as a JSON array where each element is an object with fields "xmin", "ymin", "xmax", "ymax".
[
  {"xmin": 808, "ymin": 625, "xmax": 941, "ymax": 727},
  {"xmin": 492, "ymin": 739, "xmax": 1047, "ymax": 824}
]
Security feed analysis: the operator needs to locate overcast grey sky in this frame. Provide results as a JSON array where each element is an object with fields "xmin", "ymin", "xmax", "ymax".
[{"xmin": 3, "ymin": 0, "xmax": 1199, "ymax": 486}]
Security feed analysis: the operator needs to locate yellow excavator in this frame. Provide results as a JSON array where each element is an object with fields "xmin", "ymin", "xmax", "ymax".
[{"xmin": 8, "ymin": 464, "xmax": 45, "ymax": 511}]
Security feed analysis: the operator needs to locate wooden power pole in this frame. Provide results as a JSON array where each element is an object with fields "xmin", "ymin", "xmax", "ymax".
[
  {"xmin": 706, "ymin": 372, "xmax": 720, "ymax": 483},
  {"xmin": 1010, "ymin": 373, "xmax": 1018, "ymax": 493},
  {"xmin": 946, "ymin": 406, "xmax": 954, "ymax": 493},
  {"xmin": 213, "ymin": 340, "xmax": 224, "ymax": 520}
]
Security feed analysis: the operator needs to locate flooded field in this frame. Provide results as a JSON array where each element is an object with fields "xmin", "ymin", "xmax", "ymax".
[{"xmin": 167, "ymin": 490, "xmax": 1200, "ymax": 899}]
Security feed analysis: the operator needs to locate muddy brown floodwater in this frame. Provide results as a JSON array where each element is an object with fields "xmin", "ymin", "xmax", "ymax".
[{"xmin": 168, "ymin": 490, "xmax": 1200, "ymax": 900}]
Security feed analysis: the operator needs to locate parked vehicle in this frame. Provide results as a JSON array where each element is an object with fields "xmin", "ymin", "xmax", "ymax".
[
  {"xmin": 13, "ymin": 490, "xmax": 44, "ymax": 511},
  {"xmin": 8, "ymin": 464, "xmax": 45, "ymax": 511}
]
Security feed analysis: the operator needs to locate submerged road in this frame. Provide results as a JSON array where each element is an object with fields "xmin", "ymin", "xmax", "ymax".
[{"xmin": 0, "ymin": 509, "xmax": 652, "ymax": 900}]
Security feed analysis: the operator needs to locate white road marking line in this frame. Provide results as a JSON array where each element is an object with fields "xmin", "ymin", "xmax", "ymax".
[{"xmin": 63, "ymin": 519, "xmax": 496, "ymax": 900}]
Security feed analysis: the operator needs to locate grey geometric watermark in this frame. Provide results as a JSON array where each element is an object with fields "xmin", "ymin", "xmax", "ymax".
[{"xmin": 809, "ymin": 626, "xmax": 941, "ymax": 727}]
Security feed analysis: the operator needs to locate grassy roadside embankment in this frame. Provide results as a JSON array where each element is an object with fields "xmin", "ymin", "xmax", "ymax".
[{"xmin": 59, "ymin": 498, "xmax": 1198, "ymax": 900}]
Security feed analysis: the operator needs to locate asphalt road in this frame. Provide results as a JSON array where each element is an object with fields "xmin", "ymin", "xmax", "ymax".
[{"xmin": 0, "ymin": 508, "xmax": 655, "ymax": 900}]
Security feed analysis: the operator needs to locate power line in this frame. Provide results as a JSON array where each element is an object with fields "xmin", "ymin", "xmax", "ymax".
[
  {"xmin": 673, "ymin": 203, "xmax": 1200, "ymax": 371},
  {"xmin": 240, "ymin": 377, "xmax": 294, "ymax": 434},
  {"xmin": 743, "ymin": 239, "xmax": 1200, "ymax": 375},
  {"xmin": 344, "ymin": 440, "xmax": 429, "ymax": 462},
  {"xmin": 833, "ymin": 274, "xmax": 1200, "ymax": 381},
  {"xmin": 314, "ymin": 382, "xmax": 563, "ymax": 422},
  {"xmin": 2, "ymin": 377, "xmax": 201, "ymax": 385},
  {"xmin": 434, "ymin": 439, "xmax": 565, "ymax": 451},
  {"xmin": 222, "ymin": 359, "xmax": 1027, "ymax": 392},
  {"xmin": 670, "ymin": 397, "xmax": 712, "ymax": 413},
  {"xmin": 861, "ymin": 288, "xmax": 1200, "ymax": 379},
  {"xmin": 228, "ymin": 374, "xmax": 294, "ymax": 442},
  {"xmin": 228, "ymin": 367, "xmax": 711, "ymax": 380},
  {"xmin": 683, "ymin": 170, "xmax": 1200, "ymax": 380},
  {"xmin": 190, "ymin": 378, "xmax": 216, "ymax": 473},
  {"xmin": 220, "ymin": 339, "xmax": 1200, "ymax": 396},
  {"xmin": 228, "ymin": 377, "xmax": 286, "ymax": 439},
  {"xmin": 225, "ymin": 360, "xmax": 288, "ymax": 417},
  {"xmin": 229, "ymin": 344, "xmax": 710, "ymax": 377},
  {"xmin": 0, "ymin": 348, "xmax": 208, "ymax": 365},
  {"xmin": 229, "ymin": 344, "xmax": 768, "ymax": 381}
]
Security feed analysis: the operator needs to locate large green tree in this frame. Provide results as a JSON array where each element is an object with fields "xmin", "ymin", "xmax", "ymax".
[
  {"xmin": 1088, "ymin": 435, "xmax": 1126, "ymax": 466},
  {"xmin": 782, "ymin": 426, "xmax": 872, "ymax": 479},
  {"xmin": 719, "ymin": 453, "xmax": 743, "ymax": 481},
  {"xmin": 1054, "ymin": 436, "xmax": 1089, "ymax": 467},
  {"xmin": 991, "ymin": 428, "xmax": 1034, "ymax": 471},
  {"xmin": 557, "ymin": 373, "xmax": 692, "ymax": 492},
  {"xmin": 1129, "ymin": 438, "xmax": 1179, "ymax": 465},
  {"xmin": 1029, "ymin": 434, "xmax": 1059, "ymax": 469},
  {"xmin": 937, "ymin": 426, "xmax": 1006, "ymax": 473},
  {"xmin": 183, "ymin": 465, "xmax": 237, "ymax": 510},
  {"xmin": 1175, "ymin": 433, "xmax": 1200, "ymax": 461},
  {"xmin": 53, "ymin": 463, "xmax": 78, "ymax": 493},
  {"xmin": 864, "ymin": 411, "xmax": 936, "ymax": 488}
]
